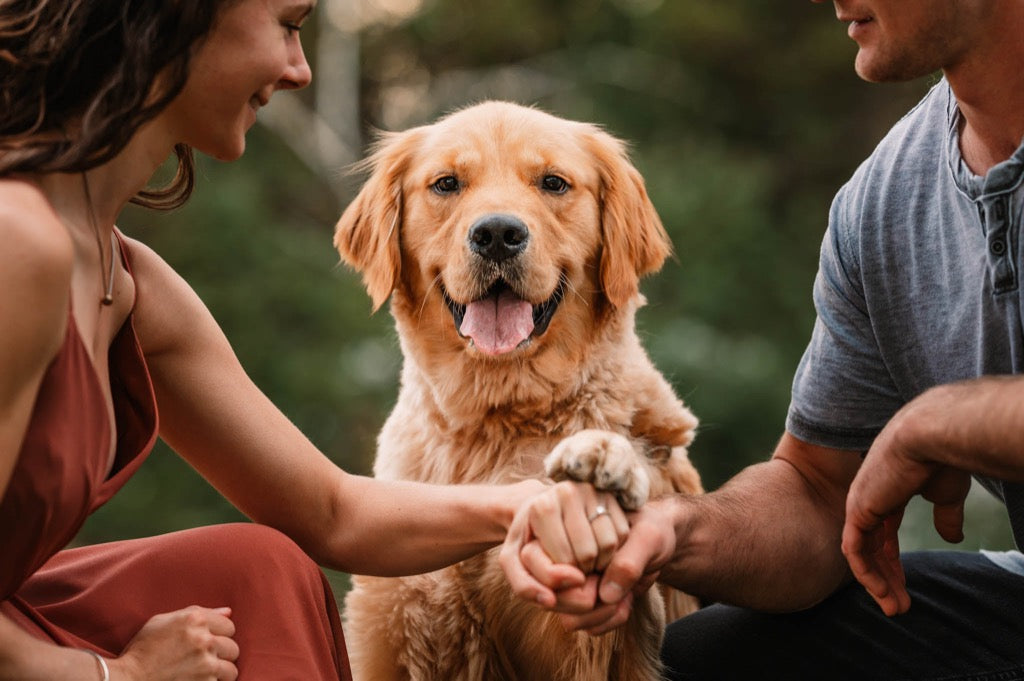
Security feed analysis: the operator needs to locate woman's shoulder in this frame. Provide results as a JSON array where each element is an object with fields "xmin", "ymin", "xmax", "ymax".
[
  {"xmin": 115, "ymin": 230, "xmax": 184, "ymax": 299},
  {"xmin": 115, "ymin": 230, "xmax": 166, "ymax": 271},
  {"xmin": 115, "ymin": 231, "xmax": 215, "ymax": 357},
  {"xmin": 0, "ymin": 178, "xmax": 73, "ymax": 376},
  {"xmin": 0, "ymin": 178, "xmax": 74, "ymax": 275}
]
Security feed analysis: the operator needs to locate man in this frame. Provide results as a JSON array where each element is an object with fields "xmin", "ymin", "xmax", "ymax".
[{"xmin": 501, "ymin": 1, "xmax": 1024, "ymax": 678}]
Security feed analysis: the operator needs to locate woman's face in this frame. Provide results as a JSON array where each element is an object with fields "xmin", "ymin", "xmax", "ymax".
[{"xmin": 162, "ymin": 0, "xmax": 314, "ymax": 161}]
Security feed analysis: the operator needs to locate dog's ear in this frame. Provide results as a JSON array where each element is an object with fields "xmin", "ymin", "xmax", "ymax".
[
  {"xmin": 584, "ymin": 127, "xmax": 673, "ymax": 308},
  {"xmin": 334, "ymin": 129, "xmax": 420, "ymax": 311}
]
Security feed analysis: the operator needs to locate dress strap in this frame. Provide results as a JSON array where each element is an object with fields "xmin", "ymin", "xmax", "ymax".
[{"xmin": 112, "ymin": 230, "xmax": 135, "ymax": 276}]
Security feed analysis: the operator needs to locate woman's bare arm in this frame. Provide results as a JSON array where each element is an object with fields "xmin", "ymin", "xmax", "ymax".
[{"xmin": 126, "ymin": 235, "xmax": 540, "ymax": 575}]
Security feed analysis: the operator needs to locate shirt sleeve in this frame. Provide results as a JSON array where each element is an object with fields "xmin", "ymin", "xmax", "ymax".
[{"xmin": 786, "ymin": 183, "xmax": 905, "ymax": 452}]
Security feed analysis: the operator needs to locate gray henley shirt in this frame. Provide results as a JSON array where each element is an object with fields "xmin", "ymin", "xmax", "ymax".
[{"xmin": 785, "ymin": 78, "xmax": 1024, "ymax": 552}]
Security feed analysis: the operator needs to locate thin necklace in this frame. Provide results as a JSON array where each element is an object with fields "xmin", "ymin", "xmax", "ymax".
[{"xmin": 80, "ymin": 172, "xmax": 115, "ymax": 306}]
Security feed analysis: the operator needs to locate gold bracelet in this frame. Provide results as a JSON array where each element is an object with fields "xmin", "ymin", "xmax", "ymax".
[{"xmin": 81, "ymin": 649, "xmax": 110, "ymax": 681}]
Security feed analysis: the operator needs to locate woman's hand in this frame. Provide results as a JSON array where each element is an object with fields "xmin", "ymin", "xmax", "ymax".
[
  {"xmin": 552, "ymin": 496, "xmax": 680, "ymax": 635},
  {"xmin": 109, "ymin": 606, "xmax": 239, "ymax": 681},
  {"xmin": 499, "ymin": 480, "xmax": 629, "ymax": 609}
]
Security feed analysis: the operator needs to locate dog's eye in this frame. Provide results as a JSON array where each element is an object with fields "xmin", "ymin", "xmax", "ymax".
[
  {"xmin": 432, "ymin": 176, "xmax": 460, "ymax": 194},
  {"xmin": 541, "ymin": 175, "xmax": 569, "ymax": 194}
]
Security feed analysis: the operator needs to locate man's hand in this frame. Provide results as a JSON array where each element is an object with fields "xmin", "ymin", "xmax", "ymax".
[{"xmin": 842, "ymin": 388, "xmax": 973, "ymax": 616}]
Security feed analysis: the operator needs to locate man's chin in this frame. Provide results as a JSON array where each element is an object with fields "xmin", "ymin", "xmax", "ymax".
[{"xmin": 855, "ymin": 51, "xmax": 940, "ymax": 84}]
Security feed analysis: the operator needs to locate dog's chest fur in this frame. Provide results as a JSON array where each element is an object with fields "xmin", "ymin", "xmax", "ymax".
[{"xmin": 374, "ymin": 308, "xmax": 682, "ymax": 486}]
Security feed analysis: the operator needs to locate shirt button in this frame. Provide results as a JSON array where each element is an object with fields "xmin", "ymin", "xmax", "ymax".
[{"xmin": 991, "ymin": 238, "xmax": 1007, "ymax": 256}]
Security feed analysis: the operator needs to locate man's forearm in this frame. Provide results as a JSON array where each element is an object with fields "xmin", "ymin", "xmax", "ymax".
[
  {"xmin": 898, "ymin": 377, "xmax": 1024, "ymax": 480},
  {"xmin": 659, "ymin": 449, "xmax": 858, "ymax": 611}
]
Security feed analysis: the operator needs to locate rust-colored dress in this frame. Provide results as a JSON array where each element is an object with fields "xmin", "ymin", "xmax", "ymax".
[{"xmin": 0, "ymin": 237, "xmax": 352, "ymax": 680}]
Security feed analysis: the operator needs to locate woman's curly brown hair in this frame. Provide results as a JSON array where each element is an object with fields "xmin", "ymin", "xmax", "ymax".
[{"xmin": 0, "ymin": 0, "xmax": 234, "ymax": 209}]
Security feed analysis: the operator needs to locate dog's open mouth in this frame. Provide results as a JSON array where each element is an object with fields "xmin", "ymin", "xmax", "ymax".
[{"xmin": 444, "ymin": 277, "xmax": 566, "ymax": 356}]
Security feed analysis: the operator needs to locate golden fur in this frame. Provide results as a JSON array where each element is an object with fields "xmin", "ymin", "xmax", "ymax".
[{"xmin": 335, "ymin": 101, "xmax": 702, "ymax": 681}]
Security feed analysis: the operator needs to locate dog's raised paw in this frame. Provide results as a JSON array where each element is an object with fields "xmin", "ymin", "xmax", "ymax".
[{"xmin": 543, "ymin": 429, "xmax": 651, "ymax": 510}]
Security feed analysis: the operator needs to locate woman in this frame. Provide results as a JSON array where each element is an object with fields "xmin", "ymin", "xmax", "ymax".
[{"xmin": 0, "ymin": 2, "xmax": 589, "ymax": 679}]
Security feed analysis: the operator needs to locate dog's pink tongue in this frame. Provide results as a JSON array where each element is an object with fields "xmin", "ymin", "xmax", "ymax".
[{"xmin": 460, "ymin": 289, "xmax": 535, "ymax": 355}]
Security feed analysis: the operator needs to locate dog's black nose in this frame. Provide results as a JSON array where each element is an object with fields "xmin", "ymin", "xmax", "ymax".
[{"xmin": 468, "ymin": 214, "xmax": 529, "ymax": 262}]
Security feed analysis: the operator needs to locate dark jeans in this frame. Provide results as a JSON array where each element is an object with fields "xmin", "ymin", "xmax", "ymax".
[{"xmin": 661, "ymin": 551, "xmax": 1024, "ymax": 681}]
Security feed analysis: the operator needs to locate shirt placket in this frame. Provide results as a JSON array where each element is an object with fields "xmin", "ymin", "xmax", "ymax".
[{"xmin": 981, "ymin": 194, "xmax": 1017, "ymax": 294}]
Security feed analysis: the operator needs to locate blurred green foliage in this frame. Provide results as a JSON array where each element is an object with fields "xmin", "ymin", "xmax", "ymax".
[{"xmin": 78, "ymin": 0, "xmax": 1013, "ymax": 568}]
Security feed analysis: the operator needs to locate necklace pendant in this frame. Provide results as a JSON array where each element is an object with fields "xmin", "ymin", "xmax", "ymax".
[{"xmin": 101, "ymin": 294, "xmax": 114, "ymax": 306}]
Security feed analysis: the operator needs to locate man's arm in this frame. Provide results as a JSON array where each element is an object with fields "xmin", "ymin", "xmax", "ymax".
[
  {"xmin": 844, "ymin": 376, "xmax": 1024, "ymax": 616},
  {"xmin": 618, "ymin": 433, "xmax": 860, "ymax": 610}
]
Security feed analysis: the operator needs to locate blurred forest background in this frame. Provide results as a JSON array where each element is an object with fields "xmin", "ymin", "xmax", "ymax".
[{"xmin": 79, "ymin": 0, "xmax": 1015, "ymax": 592}]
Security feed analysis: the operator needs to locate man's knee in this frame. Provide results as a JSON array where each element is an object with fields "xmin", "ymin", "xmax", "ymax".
[{"xmin": 661, "ymin": 604, "xmax": 775, "ymax": 680}]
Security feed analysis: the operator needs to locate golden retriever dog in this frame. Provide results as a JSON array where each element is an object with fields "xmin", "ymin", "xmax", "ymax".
[{"xmin": 334, "ymin": 101, "xmax": 702, "ymax": 681}]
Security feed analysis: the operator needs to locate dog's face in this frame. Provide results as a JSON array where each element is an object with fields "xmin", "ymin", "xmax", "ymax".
[{"xmin": 336, "ymin": 101, "xmax": 671, "ymax": 361}]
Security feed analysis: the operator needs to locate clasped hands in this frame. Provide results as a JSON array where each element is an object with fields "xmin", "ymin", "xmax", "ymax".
[{"xmin": 499, "ymin": 480, "xmax": 677, "ymax": 635}]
